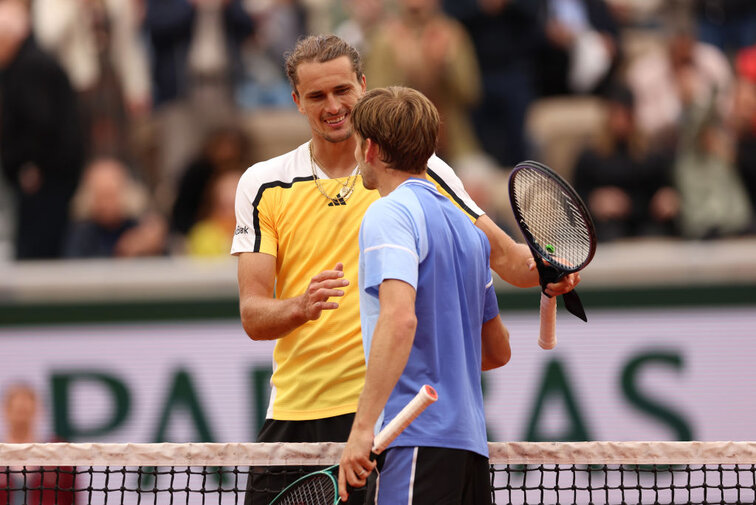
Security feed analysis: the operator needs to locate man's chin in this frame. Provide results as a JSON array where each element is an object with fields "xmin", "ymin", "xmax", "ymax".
[{"xmin": 321, "ymin": 128, "xmax": 354, "ymax": 144}]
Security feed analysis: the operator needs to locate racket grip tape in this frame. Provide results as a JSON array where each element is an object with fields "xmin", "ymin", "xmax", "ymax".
[
  {"xmin": 539, "ymin": 293, "xmax": 557, "ymax": 350},
  {"xmin": 372, "ymin": 385, "xmax": 438, "ymax": 455}
]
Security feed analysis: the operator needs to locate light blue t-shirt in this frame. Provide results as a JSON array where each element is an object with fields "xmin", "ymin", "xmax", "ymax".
[{"xmin": 358, "ymin": 177, "xmax": 499, "ymax": 457}]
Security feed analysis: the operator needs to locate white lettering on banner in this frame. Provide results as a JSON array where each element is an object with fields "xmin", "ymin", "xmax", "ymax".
[{"xmin": 0, "ymin": 307, "xmax": 754, "ymax": 443}]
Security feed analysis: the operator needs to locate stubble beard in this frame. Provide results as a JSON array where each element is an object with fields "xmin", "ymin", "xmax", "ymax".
[{"xmin": 317, "ymin": 125, "xmax": 354, "ymax": 145}]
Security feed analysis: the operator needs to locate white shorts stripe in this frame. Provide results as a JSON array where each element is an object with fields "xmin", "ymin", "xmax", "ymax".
[{"xmin": 408, "ymin": 447, "xmax": 419, "ymax": 505}]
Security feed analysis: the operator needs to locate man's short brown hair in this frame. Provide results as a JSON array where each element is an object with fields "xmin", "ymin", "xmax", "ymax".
[
  {"xmin": 352, "ymin": 86, "xmax": 440, "ymax": 174},
  {"xmin": 284, "ymin": 34, "xmax": 363, "ymax": 95}
]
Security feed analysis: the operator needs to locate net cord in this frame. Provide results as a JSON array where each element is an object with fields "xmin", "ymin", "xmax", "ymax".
[{"xmin": 2, "ymin": 442, "xmax": 756, "ymax": 467}]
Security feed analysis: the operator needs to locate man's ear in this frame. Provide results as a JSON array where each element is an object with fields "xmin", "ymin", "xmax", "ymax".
[
  {"xmin": 364, "ymin": 138, "xmax": 380, "ymax": 164},
  {"xmin": 292, "ymin": 90, "xmax": 304, "ymax": 114}
]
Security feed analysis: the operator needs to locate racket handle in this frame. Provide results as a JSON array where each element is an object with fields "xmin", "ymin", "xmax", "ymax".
[
  {"xmin": 372, "ymin": 385, "xmax": 438, "ymax": 455},
  {"xmin": 539, "ymin": 292, "xmax": 557, "ymax": 350}
]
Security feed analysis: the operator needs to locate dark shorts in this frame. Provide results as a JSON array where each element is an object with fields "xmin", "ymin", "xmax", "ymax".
[
  {"xmin": 244, "ymin": 414, "xmax": 369, "ymax": 505},
  {"xmin": 371, "ymin": 447, "xmax": 492, "ymax": 505}
]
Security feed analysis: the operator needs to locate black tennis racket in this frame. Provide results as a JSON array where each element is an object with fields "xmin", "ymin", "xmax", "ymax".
[
  {"xmin": 267, "ymin": 385, "xmax": 438, "ymax": 505},
  {"xmin": 508, "ymin": 160, "xmax": 597, "ymax": 350}
]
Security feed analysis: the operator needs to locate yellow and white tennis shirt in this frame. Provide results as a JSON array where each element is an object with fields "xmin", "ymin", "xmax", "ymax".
[{"xmin": 231, "ymin": 141, "xmax": 483, "ymax": 421}]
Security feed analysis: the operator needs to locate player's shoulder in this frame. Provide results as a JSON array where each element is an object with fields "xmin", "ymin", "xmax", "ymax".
[
  {"xmin": 238, "ymin": 142, "xmax": 311, "ymax": 192},
  {"xmin": 365, "ymin": 192, "xmax": 399, "ymax": 217},
  {"xmin": 365, "ymin": 188, "xmax": 412, "ymax": 222}
]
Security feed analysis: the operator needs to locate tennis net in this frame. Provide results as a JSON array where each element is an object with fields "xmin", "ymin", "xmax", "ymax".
[{"xmin": 1, "ymin": 441, "xmax": 755, "ymax": 504}]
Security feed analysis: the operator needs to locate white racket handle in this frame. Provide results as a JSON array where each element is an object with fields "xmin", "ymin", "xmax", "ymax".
[
  {"xmin": 372, "ymin": 385, "xmax": 438, "ymax": 455},
  {"xmin": 539, "ymin": 292, "xmax": 557, "ymax": 350}
]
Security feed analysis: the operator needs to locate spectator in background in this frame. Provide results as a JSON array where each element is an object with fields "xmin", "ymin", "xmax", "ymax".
[
  {"xmin": 573, "ymin": 85, "xmax": 680, "ymax": 241},
  {"xmin": 144, "ymin": 0, "xmax": 253, "ymax": 109},
  {"xmin": 0, "ymin": 0, "xmax": 85, "ymax": 260},
  {"xmin": 694, "ymin": 0, "xmax": 756, "ymax": 57},
  {"xmin": 236, "ymin": 0, "xmax": 307, "ymax": 109},
  {"xmin": 733, "ymin": 45, "xmax": 756, "ymax": 216},
  {"xmin": 366, "ymin": 0, "xmax": 505, "ymax": 219},
  {"xmin": 444, "ymin": 0, "xmax": 541, "ymax": 168},
  {"xmin": 170, "ymin": 125, "xmax": 249, "ymax": 246},
  {"xmin": 0, "ymin": 383, "xmax": 76, "ymax": 505},
  {"xmin": 143, "ymin": 0, "xmax": 254, "ymax": 213},
  {"xmin": 626, "ymin": 24, "xmax": 733, "ymax": 152},
  {"xmin": 365, "ymin": 0, "xmax": 482, "ymax": 167},
  {"xmin": 186, "ymin": 169, "xmax": 242, "ymax": 256},
  {"xmin": 673, "ymin": 87, "xmax": 753, "ymax": 239},
  {"xmin": 64, "ymin": 157, "xmax": 166, "ymax": 258},
  {"xmin": 2, "ymin": 383, "xmax": 41, "ymax": 444},
  {"xmin": 535, "ymin": 0, "xmax": 621, "ymax": 97},
  {"xmin": 334, "ymin": 0, "xmax": 385, "ymax": 57},
  {"xmin": 32, "ymin": 0, "xmax": 152, "ymax": 163}
]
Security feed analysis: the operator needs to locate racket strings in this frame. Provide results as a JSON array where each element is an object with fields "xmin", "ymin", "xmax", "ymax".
[
  {"xmin": 513, "ymin": 170, "xmax": 593, "ymax": 269},
  {"xmin": 276, "ymin": 473, "xmax": 336, "ymax": 505}
]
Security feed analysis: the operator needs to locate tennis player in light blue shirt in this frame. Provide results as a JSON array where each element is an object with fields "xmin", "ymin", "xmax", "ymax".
[{"xmin": 338, "ymin": 86, "xmax": 511, "ymax": 505}]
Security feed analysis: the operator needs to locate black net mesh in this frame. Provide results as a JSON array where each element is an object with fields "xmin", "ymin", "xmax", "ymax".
[
  {"xmin": 491, "ymin": 463, "xmax": 756, "ymax": 504},
  {"xmin": 2, "ymin": 442, "xmax": 755, "ymax": 504}
]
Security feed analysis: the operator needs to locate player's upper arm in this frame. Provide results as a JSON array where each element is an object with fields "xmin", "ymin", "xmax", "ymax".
[
  {"xmin": 476, "ymin": 214, "xmax": 538, "ymax": 288},
  {"xmin": 377, "ymin": 279, "xmax": 418, "ymax": 341},
  {"xmin": 482, "ymin": 315, "xmax": 510, "ymax": 371},
  {"xmin": 238, "ymin": 252, "xmax": 275, "ymax": 299},
  {"xmin": 237, "ymin": 252, "xmax": 276, "ymax": 337},
  {"xmin": 361, "ymin": 199, "xmax": 422, "ymax": 297}
]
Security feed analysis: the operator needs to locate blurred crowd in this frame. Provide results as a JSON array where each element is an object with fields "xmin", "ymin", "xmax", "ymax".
[{"xmin": 1, "ymin": 0, "xmax": 756, "ymax": 261}]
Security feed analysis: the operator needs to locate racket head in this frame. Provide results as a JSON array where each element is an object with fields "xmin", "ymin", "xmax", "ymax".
[
  {"xmin": 508, "ymin": 160, "xmax": 596, "ymax": 272},
  {"xmin": 268, "ymin": 465, "xmax": 339, "ymax": 505}
]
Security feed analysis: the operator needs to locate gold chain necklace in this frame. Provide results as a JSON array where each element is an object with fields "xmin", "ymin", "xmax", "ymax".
[{"xmin": 309, "ymin": 141, "xmax": 359, "ymax": 203}]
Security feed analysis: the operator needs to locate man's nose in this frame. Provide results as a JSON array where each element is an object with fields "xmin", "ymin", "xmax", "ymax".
[{"xmin": 324, "ymin": 94, "xmax": 341, "ymax": 114}]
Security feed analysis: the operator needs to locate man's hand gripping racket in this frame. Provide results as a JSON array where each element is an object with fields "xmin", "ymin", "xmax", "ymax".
[
  {"xmin": 267, "ymin": 385, "xmax": 438, "ymax": 505},
  {"xmin": 509, "ymin": 161, "xmax": 597, "ymax": 349}
]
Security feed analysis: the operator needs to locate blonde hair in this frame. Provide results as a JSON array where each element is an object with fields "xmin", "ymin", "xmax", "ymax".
[
  {"xmin": 352, "ymin": 86, "xmax": 439, "ymax": 174},
  {"xmin": 284, "ymin": 34, "xmax": 363, "ymax": 95}
]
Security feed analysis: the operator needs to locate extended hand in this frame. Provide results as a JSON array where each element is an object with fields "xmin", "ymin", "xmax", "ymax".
[{"xmin": 301, "ymin": 263, "xmax": 350, "ymax": 321}]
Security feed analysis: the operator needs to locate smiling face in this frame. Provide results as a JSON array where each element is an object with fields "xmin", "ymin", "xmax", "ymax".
[{"xmin": 292, "ymin": 56, "xmax": 367, "ymax": 144}]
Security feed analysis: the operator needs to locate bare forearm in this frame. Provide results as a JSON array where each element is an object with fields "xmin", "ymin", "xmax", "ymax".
[
  {"xmin": 476, "ymin": 215, "xmax": 539, "ymax": 288},
  {"xmin": 239, "ymin": 294, "xmax": 307, "ymax": 341},
  {"xmin": 493, "ymin": 241, "xmax": 539, "ymax": 288},
  {"xmin": 237, "ymin": 255, "xmax": 348, "ymax": 341},
  {"xmin": 476, "ymin": 216, "xmax": 583, "ymax": 295}
]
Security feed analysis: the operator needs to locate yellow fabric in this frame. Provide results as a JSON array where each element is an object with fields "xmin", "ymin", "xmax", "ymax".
[
  {"xmin": 256, "ymin": 177, "xmax": 375, "ymax": 420},
  {"xmin": 253, "ymin": 165, "xmax": 477, "ymax": 420},
  {"xmin": 187, "ymin": 220, "xmax": 234, "ymax": 257}
]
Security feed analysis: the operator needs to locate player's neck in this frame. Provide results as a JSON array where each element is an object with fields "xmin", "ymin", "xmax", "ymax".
[
  {"xmin": 310, "ymin": 136, "xmax": 358, "ymax": 179},
  {"xmin": 378, "ymin": 170, "xmax": 425, "ymax": 197}
]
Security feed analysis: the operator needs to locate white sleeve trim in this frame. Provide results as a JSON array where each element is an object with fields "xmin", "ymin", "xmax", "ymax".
[{"xmin": 364, "ymin": 243, "xmax": 419, "ymax": 263}]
